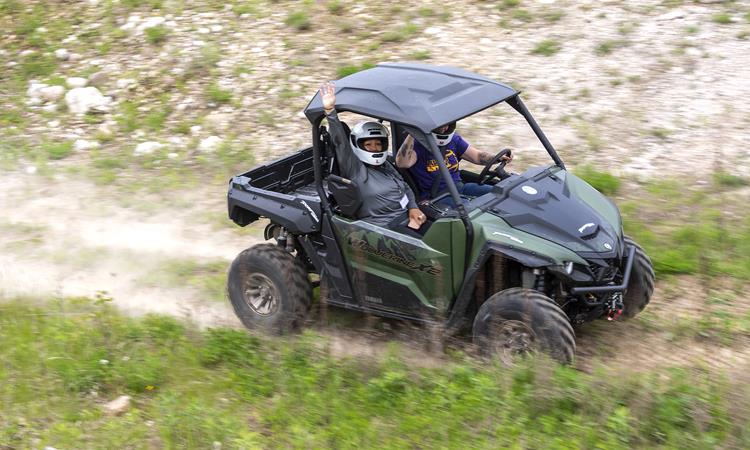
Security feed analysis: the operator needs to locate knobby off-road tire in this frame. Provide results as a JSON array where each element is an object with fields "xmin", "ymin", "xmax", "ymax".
[
  {"xmin": 621, "ymin": 236, "xmax": 655, "ymax": 319},
  {"xmin": 227, "ymin": 243, "xmax": 311, "ymax": 334},
  {"xmin": 473, "ymin": 288, "xmax": 576, "ymax": 365}
]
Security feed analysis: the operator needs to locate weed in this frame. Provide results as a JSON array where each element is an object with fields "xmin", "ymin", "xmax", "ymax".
[
  {"xmin": 531, "ymin": 39, "xmax": 561, "ymax": 56},
  {"xmin": 326, "ymin": 0, "xmax": 343, "ymax": 14},
  {"xmin": 648, "ymin": 127, "xmax": 671, "ymax": 140},
  {"xmin": 145, "ymin": 25, "xmax": 169, "ymax": 45},
  {"xmin": 285, "ymin": 11, "xmax": 311, "ymax": 31},
  {"xmin": 512, "ymin": 9, "xmax": 533, "ymax": 22},
  {"xmin": 499, "ymin": 0, "xmax": 521, "ymax": 10},
  {"xmin": 19, "ymin": 53, "xmax": 58, "ymax": 79},
  {"xmin": 574, "ymin": 165, "xmax": 621, "ymax": 195},
  {"xmin": 380, "ymin": 23, "xmax": 419, "ymax": 43},
  {"xmin": 711, "ymin": 13, "xmax": 732, "ymax": 25},
  {"xmin": 206, "ymin": 84, "xmax": 232, "ymax": 104},
  {"xmin": 336, "ymin": 62, "xmax": 375, "ymax": 78},
  {"xmin": 713, "ymin": 171, "xmax": 747, "ymax": 187},
  {"xmin": 542, "ymin": 9, "xmax": 564, "ymax": 22},
  {"xmin": 595, "ymin": 39, "xmax": 627, "ymax": 56},
  {"xmin": 409, "ymin": 50, "xmax": 431, "ymax": 61},
  {"xmin": 43, "ymin": 141, "xmax": 74, "ymax": 160}
]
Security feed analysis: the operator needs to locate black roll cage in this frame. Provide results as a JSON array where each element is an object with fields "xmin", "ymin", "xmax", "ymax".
[{"xmin": 309, "ymin": 93, "xmax": 566, "ymax": 321}]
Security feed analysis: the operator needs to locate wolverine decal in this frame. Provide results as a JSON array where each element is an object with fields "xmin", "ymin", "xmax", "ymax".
[{"xmin": 349, "ymin": 237, "xmax": 443, "ymax": 276}]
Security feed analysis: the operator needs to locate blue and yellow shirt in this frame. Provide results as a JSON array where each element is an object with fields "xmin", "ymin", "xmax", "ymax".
[{"xmin": 409, "ymin": 135, "xmax": 470, "ymax": 200}]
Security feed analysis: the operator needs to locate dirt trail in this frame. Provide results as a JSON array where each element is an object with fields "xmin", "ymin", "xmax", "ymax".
[{"xmin": 2, "ymin": 171, "xmax": 749, "ymax": 371}]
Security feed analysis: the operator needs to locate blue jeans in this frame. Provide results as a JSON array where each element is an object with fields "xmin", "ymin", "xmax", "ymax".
[{"xmin": 434, "ymin": 182, "xmax": 494, "ymax": 207}]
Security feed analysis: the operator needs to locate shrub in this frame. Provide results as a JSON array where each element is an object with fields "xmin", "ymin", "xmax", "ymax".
[
  {"xmin": 145, "ymin": 25, "xmax": 169, "ymax": 44},
  {"xmin": 285, "ymin": 11, "xmax": 310, "ymax": 31},
  {"xmin": 531, "ymin": 39, "xmax": 561, "ymax": 56},
  {"xmin": 44, "ymin": 141, "xmax": 74, "ymax": 160},
  {"xmin": 206, "ymin": 84, "xmax": 232, "ymax": 104},
  {"xmin": 574, "ymin": 165, "xmax": 621, "ymax": 195}
]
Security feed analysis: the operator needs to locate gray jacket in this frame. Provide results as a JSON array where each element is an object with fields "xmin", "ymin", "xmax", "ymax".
[{"xmin": 326, "ymin": 109, "xmax": 417, "ymax": 227}]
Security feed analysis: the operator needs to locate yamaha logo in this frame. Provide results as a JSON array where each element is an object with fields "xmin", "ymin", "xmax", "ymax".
[
  {"xmin": 521, "ymin": 185, "xmax": 537, "ymax": 195},
  {"xmin": 604, "ymin": 243, "xmax": 612, "ymax": 250}
]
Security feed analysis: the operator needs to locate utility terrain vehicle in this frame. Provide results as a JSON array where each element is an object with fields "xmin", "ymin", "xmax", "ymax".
[{"xmin": 226, "ymin": 63, "xmax": 654, "ymax": 364}]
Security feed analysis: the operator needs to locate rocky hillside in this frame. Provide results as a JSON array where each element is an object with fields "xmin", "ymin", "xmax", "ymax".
[{"xmin": 2, "ymin": 0, "xmax": 749, "ymax": 180}]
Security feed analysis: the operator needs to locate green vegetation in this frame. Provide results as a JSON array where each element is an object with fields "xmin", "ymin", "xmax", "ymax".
[
  {"xmin": 206, "ymin": 83, "xmax": 232, "ymax": 104},
  {"xmin": 326, "ymin": 0, "xmax": 343, "ymax": 14},
  {"xmin": 713, "ymin": 171, "xmax": 748, "ymax": 187},
  {"xmin": 285, "ymin": 11, "xmax": 311, "ymax": 31},
  {"xmin": 142, "ymin": 259, "xmax": 227, "ymax": 302},
  {"xmin": 574, "ymin": 165, "xmax": 621, "ymax": 195},
  {"xmin": 2, "ymin": 297, "xmax": 749, "ymax": 449},
  {"xmin": 380, "ymin": 22, "xmax": 419, "ymax": 43},
  {"xmin": 595, "ymin": 39, "xmax": 628, "ymax": 56},
  {"xmin": 336, "ymin": 62, "xmax": 376, "ymax": 78},
  {"xmin": 43, "ymin": 141, "xmax": 74, "ymax": 160},
  {"xmin": 145, "ymin": 25, "xmax": 169, "ymax": 45},
  {"xmin": 531, "ymin": 39, "xmax": 561, "ymax": 56},
  {"xmin": 711, "ymin": 13, "xmax": 732, "ymax": 25}
]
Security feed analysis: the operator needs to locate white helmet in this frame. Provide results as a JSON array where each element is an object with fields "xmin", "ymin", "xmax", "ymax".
[
  {"xmin": 350, "ymin": 121, "xmax": 389, "ymax": 166},
  {"xmin": 431, "ymin": 122, "xmax": 456, "ymax": 146}
]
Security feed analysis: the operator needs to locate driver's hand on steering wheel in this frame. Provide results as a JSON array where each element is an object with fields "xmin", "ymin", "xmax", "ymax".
[{"xmin": 501, "ymin": 150, "xmax": 513, "ymax": 164}]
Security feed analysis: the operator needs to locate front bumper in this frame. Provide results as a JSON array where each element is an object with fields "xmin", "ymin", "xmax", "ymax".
[{"xmin": 569, "ymin": 244, "xmax": 636, "ymax": 295}]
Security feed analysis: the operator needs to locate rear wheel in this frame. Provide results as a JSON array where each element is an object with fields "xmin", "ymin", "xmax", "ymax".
[
  {"xmin": 473, "ymin": 288, "xmax": 575, "ymax": 364},
  {"xmin": 621, "ymin": 236, "xmax": 655, "ymax": 319},
  {"xmin": 227, "ymin": 244, "xmax": 311, "ymax": 334}
]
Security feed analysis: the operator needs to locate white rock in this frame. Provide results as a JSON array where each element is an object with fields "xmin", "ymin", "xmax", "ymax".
[
  {"xmin": 116, "ymin": 78, "xmax": 136, "ymax": 90},
  {"xmin": 54, "ymin": 48, "xmax": 70, "ymax": 60},
  {"xmin": 198, "ymin": 27, "xmax": 210, "ymax": 34},
  {"xmin": 41, "ymin": 104, "xmax": 58, "ymax": 113},
  {"xmin": 20, "ymin": 49, "xmax": 35, "ymax": 57},
  {"xmin": 134, "ymin": 141, "xmax": 163, "ymax": 156},
  {"xmin": 189, "ymin": 125, "xmax": 202, "ymax": 135},
  {"xmin": 27, "ymin": 97, "xmax": 43, "ymax": 106},
  {"xmin": 48, "ymin": 120, "xmax": 61, "ymax": 127},
  {"xmin": 27, "ymin": 82, "xmax": 49, "ymax": 98},
  {"xmin": 167, "ymin": 152, "xmax": 179, "ymax": 159},
  {"xmin": 121, "ymin": 22, "xmax": 136, "ymax": 32},
  {"xmin": 138, "ymin": 16, "xmax": 166, "ymax": 31},
  {"xmin": 62, "ymin": 35, "xmax": 77, "ymax": 44},
  {"xmin": 39, "ymin": 85, "xmax": 65, "ymax": 102},
  {"xmin": 103, "ymin": 395, "xmax": 131, "ymax": 416},
  {"xmin": 424, "ymin": 27, "xmax": 442, "ymax": 35},
  {"xmin": 198, "ymin": 136, "xmax": 223, "ymax": 152},
  {"xmin": 25, "ymin": 166, "xmax": 37, "ymax": 174},
  {"xmin": 210, "ymin": 25, "xmax": 223, "ymax": 32},
  {"xmin": 65, "ymin": 87, "xmax": 111, "ymax": 114},
  {"xmin": 74, "ymin": 139, "xmax": 101, "ymax": 151},
  {"xmin": 66, "ymin": 77, "xmax": 88, "ymax": 88}
]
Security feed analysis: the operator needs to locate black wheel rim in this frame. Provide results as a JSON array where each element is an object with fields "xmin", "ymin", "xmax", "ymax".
[
  {"xmin": 243, "ymin": 273, "xmax": 280, "ymax": 316},
  {"xmin": 491, "ymin": 320, "xmax": 536, "ymax": 364}
]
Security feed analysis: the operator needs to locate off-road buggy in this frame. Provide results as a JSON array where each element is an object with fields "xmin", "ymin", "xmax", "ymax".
[{"xmin": 226, "ymin": 63, "xmax": 654, "ymax": 364}]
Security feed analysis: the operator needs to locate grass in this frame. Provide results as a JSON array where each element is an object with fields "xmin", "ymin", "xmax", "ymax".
[
  {"xmin": 141, "ymin": 258, "xmax": 228, "ymax": 302},
  {"xmin": 2, "ymin": 297, "xmax": 749, "ymax": 449},
  {"xmin": 380, "ymin": 22, "xmax": 419, "ymax": 43},
  {"xmin": 206, "ymin": 83, "xmax": 232, "ymax": 104},
  {"xmin": 145, "ymin": 25, "xmax": 169, "ymax": 45},
  {"xmin": 713, "ymin": 171, "xmax": 748, "ymax": 187},
  {"xmin": 595, "ymin": 39, "xmax": 628, "ymax": 56},
  {"xmin": 531, "ymin": 39, "xmax": 561, "ymax": 56},
  {"xmin": 574, "ymin": 165, "xmax": 621, "ymax": 195},
  {"xmin": 712, "ymin": 13, "xmax": 732, "ymax": 25},
  {"xmin": 43, "ymin": 141, "xmax": 74, "ymax": 160},
  {"xmin": 336, "ymin": 62, "xmax": 376, "ymax": 78},
  {"xmin": 285, "ymin": 11, "xmax": 311, "ymax": 31}
]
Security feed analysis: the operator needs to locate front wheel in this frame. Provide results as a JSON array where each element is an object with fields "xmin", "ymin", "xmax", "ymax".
[
  {"xmin": 473, "ymin": 288, "xmax": 576, "ymax": 364},
  {"xmin": 227, "ymin": 244, "xmax": 311, "ymax": 334},
  {"xmin": 621, "ymin": 236, "xmax": 655, "ymax": 319}
]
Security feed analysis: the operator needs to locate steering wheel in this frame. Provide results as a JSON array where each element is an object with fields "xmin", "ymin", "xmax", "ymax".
[{"xmin": 477, "ymin": 148, "xmax": 513, "ymax": 185}]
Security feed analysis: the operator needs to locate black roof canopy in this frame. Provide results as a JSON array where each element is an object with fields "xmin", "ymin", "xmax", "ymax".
[{"xmin": 304, "ymin": 63, "xmax": 518, "ymax": 133}]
